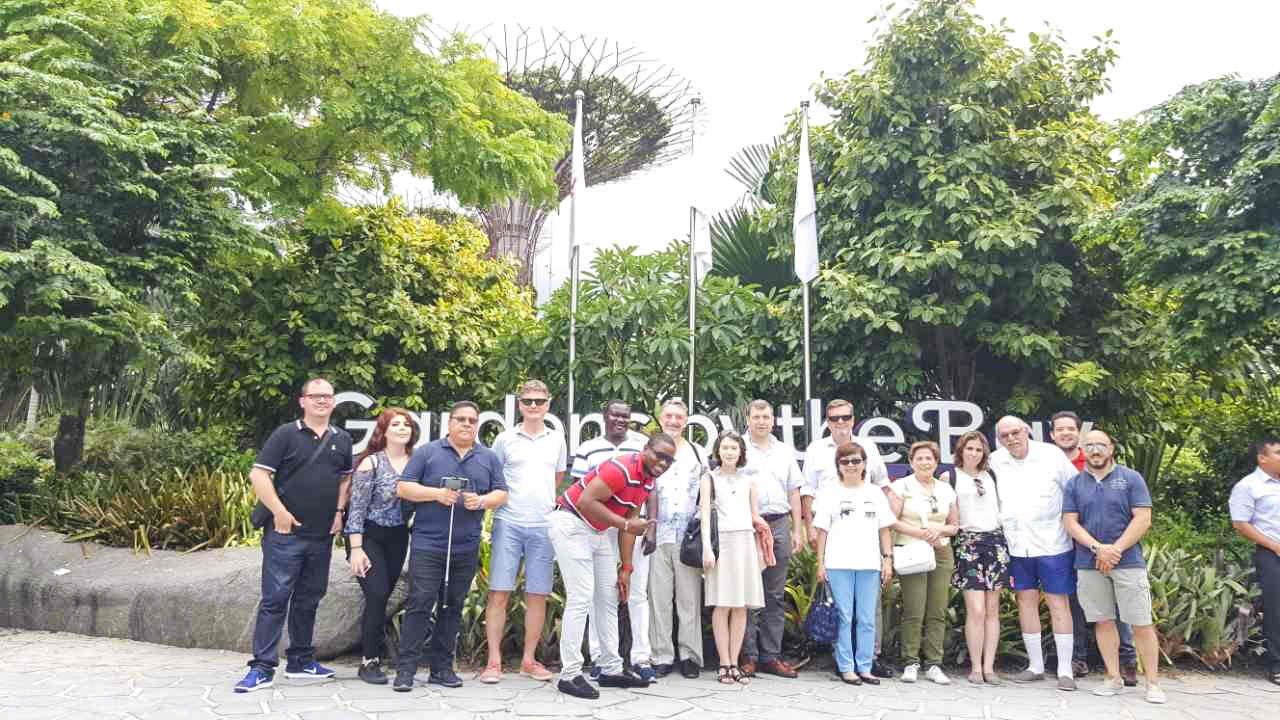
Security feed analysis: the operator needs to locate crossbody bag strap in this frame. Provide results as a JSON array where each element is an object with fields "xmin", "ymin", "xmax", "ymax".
[{"xmin": 276, "ymin": 427, "xmax": 333, "ymax": 501}]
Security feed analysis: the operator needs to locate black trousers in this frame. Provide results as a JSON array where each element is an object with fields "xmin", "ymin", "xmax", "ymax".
[
  {"xmin": 250, "ymin": 528, "xmax": 332, "ymax": 671},
  {"xmin": 346, "ymin": 522, "xmax": 409, "ymax": 660},
  {"xmin": 395, "ymin": 548, "xmax": 478, "ymax": 675},
  {"xmin": 1257, "ymin": 547, "xmax": 1280, "ymax": 672}
]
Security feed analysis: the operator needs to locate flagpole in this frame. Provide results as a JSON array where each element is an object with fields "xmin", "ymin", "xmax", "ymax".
[
  {"xmin": 568, "ymin": 89, "xmax": 584, "ymax": 423},
  {"xmin": 686, "ymin": 97, "xmax": 701, "ymax": 435},
  {"xmin": 798, "ymin": 101, "xmax": 815, "ymax": 439}
]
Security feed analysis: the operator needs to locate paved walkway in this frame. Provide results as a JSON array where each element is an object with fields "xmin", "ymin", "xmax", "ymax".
[{"xmin": 1, "ymin": 628, "xmax": 1275, "ymax": 720}]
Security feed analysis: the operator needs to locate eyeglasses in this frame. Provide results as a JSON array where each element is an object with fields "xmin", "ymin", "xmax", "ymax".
[
  {"xmin": 303, "ymin": 393, "xmax": 334, "ymax": 402},
  {"xmin": 1083, "ymin": 442, "xmax": 1110, "ymax": 452},
  {"xmin": 519, "ymin": 397, "xmax": 548, "ymax": 406},
  {"xmin": 997, "ymin": 428, "xmax": 1026, "ymax": 440},
  {"xmin": 652, "ymin": 451, "xmax": 676, "ymax": 464},
  {"xmin": 451, "ymin": 416, "xmax": 478, "ymax": 425},
  {"xmin": 827, "ymin": 414, "xmax": 853, "ymax": 423},
  {"xmin": 838, "ymin": 457, "xmax": 865, "ymax": 466}
]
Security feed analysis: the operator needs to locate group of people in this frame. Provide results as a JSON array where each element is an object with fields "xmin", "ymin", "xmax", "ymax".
[{"xmin": 231, "ymin": 377, "xmax": 1280, "ymax": 706}]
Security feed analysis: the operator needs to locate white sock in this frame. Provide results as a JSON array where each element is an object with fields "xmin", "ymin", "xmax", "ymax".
[
  {"xmin": 1054, "ymin": 634, "xmax": 1074, "ymax": 677},
  {"xmin": 1023, "ymin": 633, "xmax": 1044, "ymax": 674}
]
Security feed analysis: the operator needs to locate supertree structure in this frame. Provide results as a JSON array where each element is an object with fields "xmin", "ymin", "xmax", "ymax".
[{"xmin": 452, "ymin": 25, "xmax": 700, "ymax": 286}]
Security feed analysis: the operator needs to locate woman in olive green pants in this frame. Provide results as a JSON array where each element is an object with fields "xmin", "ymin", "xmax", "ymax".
[{"xmin": 888, "ymin": 441, "xmax": 960, "ymax": 684}]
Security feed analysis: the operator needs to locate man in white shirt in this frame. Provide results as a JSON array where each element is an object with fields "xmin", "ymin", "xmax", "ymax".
[
  {"xmin": 479, "ymin": 380, "xmax": 566, "ymax": 684},
  {"xmin": 739, "ymin": 400, "xmax": 805, "ymax": 678},
  {"xmin": 990, "ymin": 415, "xmax": 1079, "ymax": 691},
  {"xmin": 646, "ymin": 398, "xmax": 706, "ymax": 679},
  {"xmin": 570, "ymin": 400, "xmax": 654, "ymax": 683},
  {"xmin": 1229, "ymin": 436, "xmax": 1280, "ymax": 686}
]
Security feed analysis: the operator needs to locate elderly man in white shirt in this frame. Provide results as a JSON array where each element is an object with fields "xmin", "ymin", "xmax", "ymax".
[{"xmin": 989, "ymin": 415, "xmax": 1079, "ymax": 691}]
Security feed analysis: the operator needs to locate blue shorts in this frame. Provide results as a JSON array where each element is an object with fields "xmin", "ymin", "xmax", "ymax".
[
  {"xmin": 1008, "ymin": 550, "xmax": 1076, "ymax": 595},
  {"xmin": 489, "ymin": 518, "xmax": 555, "ymax": 595}
]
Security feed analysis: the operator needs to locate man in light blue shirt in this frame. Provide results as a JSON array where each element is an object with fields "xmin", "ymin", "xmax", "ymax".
[{"xmin": 1229, "ymin": 436, "xmax": 1280, "ymax": 686}]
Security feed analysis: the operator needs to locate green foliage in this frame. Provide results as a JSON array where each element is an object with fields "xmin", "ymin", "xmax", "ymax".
[
  {"xmin": 494, "ymin": 242, "xmax": 788, "ymax": 416},
  {"xmin": 1195, "ymin": 388, "xmax": 1280, "ymax": 492},
  {"xmin": 0, "ymin": 431, "xmax": 52, "ymax": 523},
  {"xmin": 187, "ymin": 202, "xmax": 535, "ymax": 436},
  {"xmin": 1147, "ymin": 543, "xmax": 1260, "ymax": 669}
]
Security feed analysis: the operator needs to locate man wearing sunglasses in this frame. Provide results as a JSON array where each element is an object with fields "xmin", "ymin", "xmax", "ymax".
[
  {"xmin": 550, "ymin": 433, "xmax": 676, "ymax": 699},
  {"xmin": 479, "ymin": 380, "xmax": 566, "ymax": 684}
]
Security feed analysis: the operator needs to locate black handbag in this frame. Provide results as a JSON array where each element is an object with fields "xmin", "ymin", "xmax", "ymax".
[
  {"xmin": 678, "ymin": 470, "xmax": 718, "ymax": 568},
  {"xmin": 803, "ymin": 581, "xmax": 840, "ymax": 645},
  {"xmin": 251, "ymin": 428, "xmax": 333, "ymax": 529}
]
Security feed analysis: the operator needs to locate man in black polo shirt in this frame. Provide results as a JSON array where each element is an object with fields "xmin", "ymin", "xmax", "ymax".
[{"xmin": 234, "ymin": 377, "xmax": 354, "ymax": 693}]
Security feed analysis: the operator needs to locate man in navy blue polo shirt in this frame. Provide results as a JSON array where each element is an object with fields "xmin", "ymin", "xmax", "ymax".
[
  {"xmin": 1062, "ymin": 430, "xmax": 1165, "ymax": 704},
  {"xmin": 235, "ymin": 377, "xmax": 354, "ymax": 693},
  {"xmin": 393, "ymin": 401, "xmax": 508, "ymax": 691}
]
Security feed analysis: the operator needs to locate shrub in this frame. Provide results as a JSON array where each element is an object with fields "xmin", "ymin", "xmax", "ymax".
[
  {"xmin": 0, "ymin": 432, "xmax": 53, "ymax": 524},
  {"xmin": 1147, "ymin": 542, "xmax": 1260, "ymax": 669}
]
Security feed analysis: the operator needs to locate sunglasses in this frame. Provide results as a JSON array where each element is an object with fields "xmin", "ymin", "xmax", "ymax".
[
  {"xmin": 1083, "ymin": 442, "xmax": 1110, "ymax": 452},
  {"xmin": 652, "ymin": 451, "xmax": 676, "ymax": 464},
  {"xmin": 519, "ymin": 397, "xmax": 549, "ymax": 406},
  {"xmin": 451, "ymin": 416, "xmax": 479, "ymax": 425},
  {"xmin": 827, "ymin": 414, "xmax": 854, "ymax": 423},
  {"xmin": 838, "ymin": 457, "xmax": 865, "ymax": 466},
  {"xmin": 973, "ymin": 476, "xmax": 986, "ymax": 497}
]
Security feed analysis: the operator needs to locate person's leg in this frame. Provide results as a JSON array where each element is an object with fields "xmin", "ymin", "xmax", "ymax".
[
  {"xmin": 963, "ymin": 590, "xmax": 987, "ymax": 680},
  {"xmin": 426, "ymin": 551, "xmax": 478, "ymax": 675},
  {"xmin": 750, "ymin": 516, "xmax": 792, "ymax": 664},
  {"xmin": 983, "ymin": 591, "xmax": 1001, "ymax": 675},
  {"xmin": 1116, "ymin": 618, "xmax": 1136, "ymax": 666},
  {"xmin": 1095, "ymin": 620, "xmax": 1120, "ymax": 679},
  {"xmin": 396, "ymin": 548, "xmax": 442, "ymax": 677},
  {"xmin": 898, "ymin": 568, "xmax": 928, "ymax": 668},
  {"xmin": 1256, "ymin": 548, "xmax": 1280, "ymax": 675},
  {"xmin": 484, "ymin": 591, "xmax": 511, "ymax": 667},
  {"xmin": 1042, "ymin": 552, "xmax": 1078, "ymax": 680},
  {"xmin": 921, "ymin": 548, "xmax": 954, "ymax": 668},
  {"xmin": 284, "ymin": 536, "xmax": 332, "ymax": 668},
  {"xmin": 827, "ymin": 569, "xmax": 856, "ymax": 673},
  {"xmin": 648, "ymin": 544, "xmax": 677, "ymax": 666},
  {"xmin": 852, "ymin": 570, "xmax": 880, "ymax": 674},
  {"xmin": 728, "ymin": 608, "xmax": 748, "ymax": 669},
  {"xmin": 522, "ymin": 524, "xmax": 556, "ymax": 667},
  {"xmin": 358, "ymin": 525, "xmax": 395, "ymax": 660},
  {"xmin": 1015, "ymin": 589, "xmax": 1045, "ymax": 675},
  {"xmin": 1112, "ymin": 568, "xmax": 1159, "ymax": 689},
  {"xmin": 674, "ymin": 558, "xmax": 705, "ymax": 666},
  {"xmin": 1069, "ymin": 568, "xmax": 1090, "ymax": 667},
  {"xmin": 587, "ymin": 527, "xmax": 619, "ymax": 665},
  {"xmin": 590, "ymin": 528, "xmax": 623, "ymax": 675},
  {"xmin": 711, "ymin": 606, "xmax": 731, "ymax": 675},
  {"xmin": 250, "ymin": 528, "xmax": 305, "ymax": 671},
  {"xmin": 548, "ymin": 512, "xmax": 593, "ymax": 681},
  {"xmin": 484, "ymin": 518, "xmax": 521, "ymax": 670},
  {"xmin": 627, "ymin": 533, "xmax": 652, "ymax": 666}
]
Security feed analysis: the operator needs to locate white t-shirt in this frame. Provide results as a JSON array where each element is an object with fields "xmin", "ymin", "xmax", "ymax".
[
  {"xmin": 812, "ymin": 483, "xmax": 895, "ymax": 571},
  {"xmin": 989, "ymin": 440, "xmax": 1077, "ymax": 557},
  {"xmin": 801, "ymin": 435, "xmax": 889, "ymax": 496},
  {"xmin": 951, "ymin": 468, "xmax": 1001, "ymax": 532},
  {"xmin": 491, "ymin": 425, "xmax": 567, "ymax": 527}
]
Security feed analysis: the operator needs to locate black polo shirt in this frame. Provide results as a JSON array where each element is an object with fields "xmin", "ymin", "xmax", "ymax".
[{"xmin": 253, "ymin": 420, "xmax": 354, "ymax": 539}]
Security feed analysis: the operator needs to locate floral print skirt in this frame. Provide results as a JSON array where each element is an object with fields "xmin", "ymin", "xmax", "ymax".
[{"xmin": 952, "ymin": 529, "xmax": 1010, "ymax": 591}]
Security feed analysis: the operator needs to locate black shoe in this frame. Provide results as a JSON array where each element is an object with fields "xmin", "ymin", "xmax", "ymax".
[
  {"xmin": 428, "ymin": 667, "xmax": 463, "ymax": 688},
  {"xmin": 653, "ymin": 663, "xmax": 674, "ymax": 678},
  {"xmin": 358, "ymin": 658, "xmax": 387, "ymax": 685},
  {"xmin": 870, "ymin": 659, "xmax": 896, "ymax": 679},
  {"xmin": 558, "ymin": 675, "xmax": 600, "ymax": 699},
  {"xmin": 598, "ymin": 671, "xmax": 649, "ymax": 689},
  {"xmin": 680, "ymin": 658, "xmax": 700, "ymax": 679},
  {"xmin": 393, "ymin": 671, "xmax": 415, "ymax": 692}
]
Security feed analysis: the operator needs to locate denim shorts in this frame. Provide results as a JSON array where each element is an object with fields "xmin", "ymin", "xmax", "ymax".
[
  {"xmin": 489, "ymin": 517, "xmax": 556, "ymax": 594},
  {"xmin": 1008, "ymin": 550, "xmax": 1076, "ymax": 595}
]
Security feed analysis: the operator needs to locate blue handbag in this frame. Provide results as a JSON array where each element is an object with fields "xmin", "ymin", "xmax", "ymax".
[{"xmin": 803, "ymin": 581, "xmax": 839, "ymax": 645}]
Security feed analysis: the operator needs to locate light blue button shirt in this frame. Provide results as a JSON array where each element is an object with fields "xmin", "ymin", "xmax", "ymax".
[{"xmin": 1229, "ymin": 467, "xmax": 1280, "ymax": 545}]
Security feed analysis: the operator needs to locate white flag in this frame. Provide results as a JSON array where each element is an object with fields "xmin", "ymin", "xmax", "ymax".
[
  {"xmin": 570, "ymin": 92, "xmax": 586, "ymax": 249},
  {"xmin": 691, "ymin": 206, "xmax": 711, "ymax": 284},
  {"xmin": 793, "ymin": 111, "xmax": 819, "ymax": 284}
]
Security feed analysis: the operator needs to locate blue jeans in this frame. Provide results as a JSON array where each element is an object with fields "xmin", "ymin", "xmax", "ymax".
[
  {"xmin": 250, "ymin": 528, "xmax": 333, "ymax": 671},
  {"xmin": 828, "ymin": 569, "xmax": 880, "ymax": 673}
]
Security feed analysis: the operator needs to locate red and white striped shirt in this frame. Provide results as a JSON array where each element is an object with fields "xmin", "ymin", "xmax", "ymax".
[{"xmin": 556, "ymin": 452, "xmax": 655, "ymax": 531}]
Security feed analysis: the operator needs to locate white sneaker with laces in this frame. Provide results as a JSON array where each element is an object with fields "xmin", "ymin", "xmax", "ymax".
[
  {"xmin": 1145, "ymin": 684, "xmax": 1167, "ymax": 704},
  {"xmin": 925, "ymin": 665, "xmax": 951, "ymax": 685},
  {"xmin": 1092, "ymin": 676, "xmax": 1125, "ymax": 696},
  {"xmin": 901, "ymin": 663, "xmax": 919, "ymax": 683}
]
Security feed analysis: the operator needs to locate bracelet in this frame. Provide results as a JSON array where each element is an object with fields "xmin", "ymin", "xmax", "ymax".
[
  {"xmin": 350, "ymin": 544, "xmax": 362, "ymax": 549},
  {"xmin": 621, "ymin": 563, "xmax": 634, "ymax": 572}
]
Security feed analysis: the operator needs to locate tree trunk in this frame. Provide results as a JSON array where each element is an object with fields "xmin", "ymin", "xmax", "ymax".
[{"xmin": 53, "ymin": 413, "xmax": 86, "ymax": 474}]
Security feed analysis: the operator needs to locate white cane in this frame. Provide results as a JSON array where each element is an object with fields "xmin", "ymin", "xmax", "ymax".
[{"xmin": 442, "ymin": 500, "xmax": 456, "ymax": 610}]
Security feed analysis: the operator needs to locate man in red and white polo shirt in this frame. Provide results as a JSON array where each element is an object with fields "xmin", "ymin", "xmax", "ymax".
[{"xmin": 548, "ymin": 432, "xmax": 677, "ymax": 699}]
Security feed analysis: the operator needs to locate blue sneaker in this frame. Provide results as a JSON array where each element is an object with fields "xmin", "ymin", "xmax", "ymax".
[
  {"xmin": 284, "ymin": 661, "xmax": 336, "ymax": 680},
  {"xmin": 233, "ymin": 668, "xmax": 273, "ymax": 693},
  {"xmin": 633, "ymin": 664, "xmax": 657, "ymax": 684},
  {"xmin": 588, "ymin": 664, "xmax": 601, "ymax": 681}
]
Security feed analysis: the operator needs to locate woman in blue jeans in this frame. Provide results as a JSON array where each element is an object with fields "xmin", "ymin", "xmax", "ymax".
[{"xmin": 814, "ymin": 442, "xmax": 896, "ymax": 685}]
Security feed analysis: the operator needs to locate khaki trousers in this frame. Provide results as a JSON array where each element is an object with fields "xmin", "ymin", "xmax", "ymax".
[{"xmin": 647, "ymin": 542, "xmax": 704, "ymax": 666}]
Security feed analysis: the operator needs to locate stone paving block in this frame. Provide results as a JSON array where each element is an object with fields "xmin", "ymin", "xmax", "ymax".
[
  {"xmin": 443, "ymin": 696, "xmax": 509, "ymax": 712},
  {"xmin": 208, "ymin": 697, "xmax": 269, "ymax": 715},
  {"xmin": 432, "ymin": 683, "xmax": 520, "ymax": 699},
  {"xmin": 687, "ymin": 695, "xmax": 746, "ymax": 713},
  {"xmin": 376, "ymin": 712, "xmax": 473, "ymax": 720},
  {"xmin": 617, "ymin": 696, "xmax": 692, "ymax": 717},
  {"xmin": 265, "ymin": 697, "xmax": 343, "ymax": 714},
  {"xmin": 2, "ymin": 709, "xmax": 72, "ymax": 720},
  {"xmin": 347, "ymin": 696, "xmax": 443, "ymax": 712},
  {"xmin": 513, "ymin": 700, "xmax": 596, "ymax": 716},
  {"xmin": 132, "ymin": 705, "xmax": 219, "ymax": 720},
  {"xmin": 297, "ymin": 711, "xmax": 371, "ymax": 720},
  {"xmin": 735, "ymin": 689, "xmax": 796, "ymax": 708},
  {"xmin": 917, "ymin": 699, "xmax": 987, "ymax": 717},
  {"xmin": 135, "ymin": 685, "xmax": 209, "ymax": 702},
  {"xmin": 0, "ymin": 693, "xmax": 68, "ymax": 707}
]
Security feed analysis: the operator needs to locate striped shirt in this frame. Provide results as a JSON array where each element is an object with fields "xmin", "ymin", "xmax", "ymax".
[
  {"xmin": 557, "ymin": 453, "xmax": 656, "ymax": 531},
  {"xmin": 570, "ymin": 431, "xmax": 649, "ymax": 480}
]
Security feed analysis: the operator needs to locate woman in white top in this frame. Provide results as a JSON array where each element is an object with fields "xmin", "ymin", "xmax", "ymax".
[
  {"xmin": 888, "ymin": 441, "xmax": 959, "ymax": 685},
  {"xmin": 948, "ymin": 430, "xmax": 1010, "ymax": 685},
  {"xmin": 815, "ymin": 442, "xmax": 895, "ymax": 686},
  {"xmin": 699, "ymin": 431, "xmax": 765, "ymax": 684}
]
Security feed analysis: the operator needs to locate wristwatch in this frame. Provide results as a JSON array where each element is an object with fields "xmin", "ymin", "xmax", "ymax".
[{"xmin": 1089, "ymin": 542, "xmax": 1099, "ymax": 553}]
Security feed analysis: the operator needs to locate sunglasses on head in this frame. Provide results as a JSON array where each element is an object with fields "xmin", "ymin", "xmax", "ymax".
[{"xmin": 519, "ymin": 397, "xmax": 548, "ymax": 406}]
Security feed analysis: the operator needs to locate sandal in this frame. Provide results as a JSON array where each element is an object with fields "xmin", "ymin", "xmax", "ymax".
[
  {"xmin": 718, "ymin": 665, "xmax": 735, "ymax": 685},
  {"xmin": 967, "ymin": 672, "xmax": 984, "ymax": 685},
  {"xmin": 731, "ymin": 665, "xmax": 750, "ymax": 685}
]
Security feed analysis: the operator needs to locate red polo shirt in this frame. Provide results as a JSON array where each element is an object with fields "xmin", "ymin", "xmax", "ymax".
[
  {"xmin": 1068, "ymin": 448, "xmax": 1085, "ymax": 472},
  {"xmin": 557, "ymin": 452, "xmax": 655, "ymax": 531}
]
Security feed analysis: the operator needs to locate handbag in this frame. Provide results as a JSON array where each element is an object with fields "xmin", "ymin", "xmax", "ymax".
[
  {"xmin": 679, "ymin": 469, "xmax": 718, "ymax": 568},
  {"xmin": 892, "ymin": 477, "xmax": 939, "ymax": 575},
  {"xmin": 803, "ymin": 581, "xmax": 840, "ymax": 645},
  {"xmin": 251, "ymin": 427, "xmax": 333, "ymax": 529}
]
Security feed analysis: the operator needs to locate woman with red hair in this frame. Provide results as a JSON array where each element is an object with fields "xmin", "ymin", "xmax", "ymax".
[{"xmin": 345, "ymin": 408, "xmax": 420, "ymax": 684}]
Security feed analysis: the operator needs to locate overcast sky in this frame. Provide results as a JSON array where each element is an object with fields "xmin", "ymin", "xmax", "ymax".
[{"xmin": 377, "ymin": 0, "xmax": 1280, "ymax": 298}]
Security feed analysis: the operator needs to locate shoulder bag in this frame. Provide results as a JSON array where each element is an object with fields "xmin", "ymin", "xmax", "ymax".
[
  {"xmin": 803, "ymin": 580, "xmax": 840, "ymax": 645},
  {"xmin": 251, "ymin": 427, "xmax": 333, "ymax": 529},
  {"xmin": 892, "ymin": 478, "xmax": 938, "ymax": 575},
  {"xmin": 679, "ymin": 469, "xmax": 718, "ymax": 568}
]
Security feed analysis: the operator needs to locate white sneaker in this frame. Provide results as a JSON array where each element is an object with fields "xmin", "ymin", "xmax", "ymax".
[
  {"xmin": 1145, "ymin": 684, "xmax": 1167, "ymax": 704},
  {"xmin": 1092, "ymin": 676, "xmax": 1125, "ymax": 696},
  {"xmin": 901, "ymin": 663, "xmax": 919, "ymax": 683},
  {"xmin": 925, "ymin": 665, "xmax": 951, "ymax": 685}
]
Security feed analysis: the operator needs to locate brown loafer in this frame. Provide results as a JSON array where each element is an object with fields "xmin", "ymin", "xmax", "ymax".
[
  {"xmin": 759, "ymin": 659, "xmax": 798, "ymax": 679},
  {"xmin": 1120, "ymin": 663, "xmax": 1138, "ymax": 687},
  {"xmin": 739, "ymin": 659, "xmax": 757, "ymax": 677}
]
